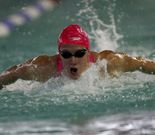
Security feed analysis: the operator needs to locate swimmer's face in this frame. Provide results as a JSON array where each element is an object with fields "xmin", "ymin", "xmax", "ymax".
[{"xmin": 60, "ymin": 44, "xmax": 90, "ymax": 79}]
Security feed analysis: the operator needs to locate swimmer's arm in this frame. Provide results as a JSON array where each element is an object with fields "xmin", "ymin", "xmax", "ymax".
[
  {"xmin": 0, "ymin": 67, "xmax": 17, "ymax": 89},
  {"xmin": 0, "ymin": 58, "xmax": 35, "ymax": 89},
  {"xmin": 0, "ymin": 55, "xmax": 57, "ymax": 89},
  {"xmin": 122, "ymin": 54, "xmax": 155, "ymax": 74},
  {"xmin": 99, "ymin": 51, "xmax": 155, "ymax": 75}
]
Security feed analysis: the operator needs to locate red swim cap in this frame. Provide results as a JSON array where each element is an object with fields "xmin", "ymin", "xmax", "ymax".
[{"xmin": 58, "ymin": 24, "xmax": 90, "ymax": 51}]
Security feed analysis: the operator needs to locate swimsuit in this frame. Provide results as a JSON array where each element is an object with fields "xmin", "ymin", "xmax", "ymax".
[{"xmin": 57, "ymin": 53, "xmax": 95, "ymax": 74}]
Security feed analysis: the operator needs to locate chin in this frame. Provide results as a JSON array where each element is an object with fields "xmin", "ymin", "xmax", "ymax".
[{"xmin": 69, "ymin": 74, "xmax": 80, "ymax": 80}]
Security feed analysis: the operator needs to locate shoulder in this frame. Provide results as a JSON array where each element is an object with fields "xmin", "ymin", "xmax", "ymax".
[
  {"xmin": 90, "ymin": 50, "xmax": 129, "ymax": 62},
  {"xmin": 25, "ymin": 54, "xmax": 58, "ymax": 66},
  {"xmin": 18, "ymin": 54, "xmax": 59, "ymax": 73},
  {"xmin": 99, "ymin": 50, "xmax": 115, "ymax": 59},
  {"xmin": 98, "ymin": 50, "xmax": 128, "ymax": 60},
  {"xmin": 90, "ymin": 50, "xmax": 116, "ymax": 61},
  {"xmin": 21, "ymin": 54, "xmax": 59, "ymax": 80},
  {"xmin": 90, "ymin": 50, "xmax": 117, "ymax": 62}
]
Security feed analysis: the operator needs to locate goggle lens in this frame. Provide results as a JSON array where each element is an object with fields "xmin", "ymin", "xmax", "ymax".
[{"xmin": 60, "ymin": 49, "xmax": 87, "ymax": 59}]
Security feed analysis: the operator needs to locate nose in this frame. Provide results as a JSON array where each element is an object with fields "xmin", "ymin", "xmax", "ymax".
[{"xmin": 69, "ymin": 56, "xmax": 77, "ymax": 64}]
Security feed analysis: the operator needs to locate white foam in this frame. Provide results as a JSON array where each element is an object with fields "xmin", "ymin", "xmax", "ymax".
[{"xmin": 5, "ymin": 79, "xmax": 42, "ymax": 92}]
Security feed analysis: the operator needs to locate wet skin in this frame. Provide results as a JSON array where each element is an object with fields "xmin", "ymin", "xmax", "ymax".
[{"xmin": 59, "ymin": 44, "xmax": 90, "ymax": 79}]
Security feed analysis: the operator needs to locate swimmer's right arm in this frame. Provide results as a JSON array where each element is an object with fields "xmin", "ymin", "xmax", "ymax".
[
  {"xmin": 0, "ymin": 68, "xmax": 17, "ymax": 89},
  {"xmin": 0, "ymin": 55, "xmax": 57, "ymax": 89},
  {"xmin": 0, "ymin": 59, "xmax": 34, "ymax": 89}
]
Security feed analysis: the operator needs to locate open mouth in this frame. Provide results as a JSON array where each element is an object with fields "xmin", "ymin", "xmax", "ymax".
[{"xmin": 70, "ymin": 67, "xmax": 78, "ymax": 74}]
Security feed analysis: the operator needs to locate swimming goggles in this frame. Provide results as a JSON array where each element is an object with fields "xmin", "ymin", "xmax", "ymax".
[{"xmin": 60, "ymin": 49, "xmax": 87, "ymax": 59}]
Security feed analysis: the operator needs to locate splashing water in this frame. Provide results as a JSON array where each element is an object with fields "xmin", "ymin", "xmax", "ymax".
[
  {"xmin": 77, "ymin": 0, "xmax": 122, "ymax": 51},
  {"xmin": 5, "ymin": 59, "xmax": 155, "ymax": 96},
  {"xmin": 1, "ymin": 1, "xmax": 155, "ymax": 134}
]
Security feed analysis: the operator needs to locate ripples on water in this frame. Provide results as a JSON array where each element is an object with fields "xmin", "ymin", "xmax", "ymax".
[{"xmin": 0, "ymin": 113, "xmax": 155, "ymax": 135}]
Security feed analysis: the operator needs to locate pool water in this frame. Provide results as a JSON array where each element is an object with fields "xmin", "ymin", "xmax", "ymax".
[{"xmin": 0, "ymin": 0, "xmax": 155, "ymax": 134}]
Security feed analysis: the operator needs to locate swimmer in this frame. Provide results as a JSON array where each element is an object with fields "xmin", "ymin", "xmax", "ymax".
[{"xmin": 0, "ymin": 24, "xmax": 155, "ymax": 89}]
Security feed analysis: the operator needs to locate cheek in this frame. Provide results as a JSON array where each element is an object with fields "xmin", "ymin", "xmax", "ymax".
[
  {"xmin": 79, "ymin": 56, "xmax": 89, "ymax": 65},
  {"xmin": 62, "ymin": 60, "xmax": 70, "ymax": 67}
]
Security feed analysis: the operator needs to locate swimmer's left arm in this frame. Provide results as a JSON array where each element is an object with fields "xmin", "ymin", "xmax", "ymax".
[
  {"xmin": 122, "ymin": 54, "xmax": 155, "ymax": 74},
  {"xmin": 99, "ymin": 51, "xmax": 155, "ymax": 75}
]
